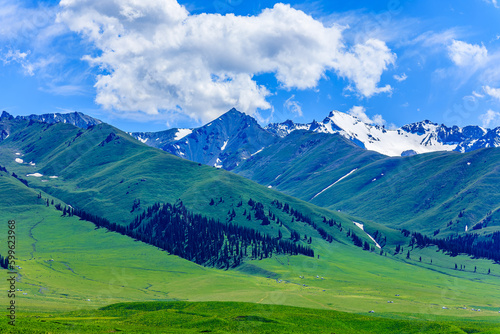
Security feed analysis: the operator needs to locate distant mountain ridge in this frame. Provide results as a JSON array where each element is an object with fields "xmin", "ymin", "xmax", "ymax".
[
  {"xmin": 4, "ymin": 108, "xmax": 500, "ymax": 162},
  {"xmin": 1, "ymin": 110, "xmax": 101, "ymax": 129},
  {"xmin": 266, "ymin": 111, "xmax": 500, "ymax": 156},
  {"xmin": 131, "ymin": 108, "xmax": 277, "ymax": 170}
]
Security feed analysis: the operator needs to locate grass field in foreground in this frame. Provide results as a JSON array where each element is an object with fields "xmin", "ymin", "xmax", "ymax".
[
  {"xmin": 1, "ymin": 200, "xmax": 499, "ymax": 320},
  {"xmin": 2, "ymin": 301, "xmax": 500, "ymax": 334},
  {"xmin": 1, "ymin": 171, "xmax": 500, "ymax": 333}
]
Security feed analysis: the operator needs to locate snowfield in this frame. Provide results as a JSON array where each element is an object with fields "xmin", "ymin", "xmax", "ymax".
[
  {"xmin": 267, "ymin": 111, "xmax": 476, "ymax": 156},
  {"xmin": 175, "ymin": 129, "xmax": 193, "ymax": 141}
]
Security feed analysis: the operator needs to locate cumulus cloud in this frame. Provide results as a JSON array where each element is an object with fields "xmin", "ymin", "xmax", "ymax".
[
  {"xmin": 479, "ymin": 109, "xmax": 500, "ymax": 128},
  {"xmin": 57, "ymin": 0, "xmax": 396, "ymax": 122},
  {"xmin": 448, "ymin": 40, "xmax": 488, "ymax": 67},
  {"xmin": 484, "ymin": 85, "xmax": 500, "ymax": 101},
  {"xmin": 393, "ymin": 73, "xmax": 407, "ymax": 82},
  {"xmin": 348, "ymin": 105, "xmax": 386, "ymax": 126},
  {"xmin": 284, "ymin": 95, "xmax": 303, "ymax": 117}
]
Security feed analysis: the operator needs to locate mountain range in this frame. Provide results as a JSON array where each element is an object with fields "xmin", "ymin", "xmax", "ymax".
[
  {"xmin": 129, "ymin": 109, "xmax": 500, "ymax": 170},
  {"xmin": 3, "ymin": 108, "xmax": 499, "ymax": 239},
  {"xmin": 2, "ymin": 108, "xmax": 500, "ymax": 332},
  {"xmin": 131, "ymin": 108, "xmax": 277, "ymax": 170}
]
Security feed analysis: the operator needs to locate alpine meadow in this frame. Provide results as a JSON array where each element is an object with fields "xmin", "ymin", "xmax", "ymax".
[{"xmin": 2, "ymin": 1, "xmax": 500, "ymax": 333}]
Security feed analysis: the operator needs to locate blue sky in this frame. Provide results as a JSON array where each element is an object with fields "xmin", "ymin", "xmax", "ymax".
[{"xmin": 1, "ymin": 0, "xmax": 500, "ymax": 132}]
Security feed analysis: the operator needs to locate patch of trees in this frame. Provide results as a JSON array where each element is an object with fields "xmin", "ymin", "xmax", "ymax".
[
  {"xmin": 347, "ymin": 229, "xmax": 363, "ymax": 248},
  {"xmin": 472, "ymin": 213, "xmax": 493, "ymax": 231},
  {"xmin": 55, "ymin": 201, "xmax": 313, "ymax": 269},
  {"xmin": 11, "ymin": 172, "xmax": 28, "ymax": 187},
  {"xmin": 0, "ymin": 254, "xmax": 9, "ymax": 269},
  {"xmin": 410, "ymin": 230, "xmax": 500, "ymax": 262},
  {"xmin": 248, "ymin": 199, "xmax": 271, "ymax": 225},
  {"xmin": 271, "ymin": 199, "xmax": 336, "ymax": 244},
  {"xmin": 0, "ymin": 164, "xmax": 7, "ymax": 173}
]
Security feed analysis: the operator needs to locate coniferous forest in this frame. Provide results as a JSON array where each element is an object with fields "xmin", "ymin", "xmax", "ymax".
[{"xmin": 55, "ymin": 201, "xmax": 314, "ymax": 269}]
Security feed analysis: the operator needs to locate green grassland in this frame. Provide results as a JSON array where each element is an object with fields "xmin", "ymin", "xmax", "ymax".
[
  {"xmin": 1, "ymin": 120, "xmax": 500, "ymax": 333},
  {"xmin": 1, "ymin": 174, "xmax": 500, "ymax": 332},
  {"xmin": 3, "ymin": 301, "xmax": 500, "ymax": 333}
]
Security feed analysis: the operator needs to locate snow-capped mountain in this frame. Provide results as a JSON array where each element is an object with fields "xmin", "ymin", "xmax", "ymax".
[
  {"xmin": 131, "ymin": 108, "xmax": 277, "ymax": 170},
  {"xmin": 266, "ymin": 111, "xmax": 498, "ymax": 156},
  {"xmin": 1, "ymin": 111, "xmax": 102, "ymax": 129}
]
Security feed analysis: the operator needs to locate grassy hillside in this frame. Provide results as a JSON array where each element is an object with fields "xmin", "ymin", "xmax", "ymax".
[
  {"xmin": 3, "ymin": 301, "xmax": 500, "ymax": 333},
  {"xmin": 2, "ymin": 119, "xmax": 500, "ymax": 333},
  {"xmin": 234, "ymin": 130, "xmax": 500, "ymax": 237},
  {"xmin": 1, "ymin": 162, "xmax": 500, "ymax": 332},
  {"xmin": 234, "ymin": 130, "xmax": 383, "ymax": 198},
  {"xmin": 312, "ymin": 148, "xmax": 500, "ymax": 235},
  {"xmin": 0, "ymin": 120, "xmax": 349, "ymax": 228}
]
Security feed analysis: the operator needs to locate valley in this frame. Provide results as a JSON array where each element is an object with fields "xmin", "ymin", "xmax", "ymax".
[{"xmin": 1, "ymin": 111, "xmax": 500, "ymax": 333}]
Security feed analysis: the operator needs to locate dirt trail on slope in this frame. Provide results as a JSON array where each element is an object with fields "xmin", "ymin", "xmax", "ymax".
[{"xmin": 28, "ymin": 218, "xmax": 44, "ymax": 260}]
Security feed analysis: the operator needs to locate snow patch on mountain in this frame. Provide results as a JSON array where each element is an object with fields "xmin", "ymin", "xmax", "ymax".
[
  {"xmin": 15, "ymin": 158, "xmax": 23, "ymax": 163},
  {"xmin": 214, "ymin": 158, "xmax": 223, "ymax": 168},
  {"xmin": 252, "ymin": 147, "xmax": 265, "ymax": 156},
  {"xmin": 311, "ymin": 169, "xmax": 358, "ymax": 200},
  {"xmin": 174, "ymin": 129, "xmax": 193, "ymax": 141},
  {"xmin": 353, "ymin": 222, "xmax": 381, "ymax": 249},
  {"xmin": 266, "ymin": 111, "xmax": 498, "ymax": 157},
  {"xmin": 137, "ymin": 136, "xmax": 148, "ymax": 144}
]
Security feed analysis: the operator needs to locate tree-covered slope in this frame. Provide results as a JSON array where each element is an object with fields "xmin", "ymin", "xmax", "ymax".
[{"xmin": 0, "ymin": 118, "xmax": 370, "ymax": 257}]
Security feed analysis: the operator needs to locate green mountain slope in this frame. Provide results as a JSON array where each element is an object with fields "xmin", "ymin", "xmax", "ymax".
[
  {"xmin": 234, "ymin": 130, "xmax": 500, "ymax": 237},
  {"xmin": 1, "ymin": 168, "xmax": 500, "ymax": 324},
  {"xmin": 234, "ymin": 130, "xmax": 384, "ymax": 199},
  {"xmin": 0, "ymin": 119, "xmax": 372, "ymax": 261},
  {"xmin": 2, "ymin": 120, "xmax": 500, "ymax": 331},
  {"xmin": 312, "ymin": 148, "xmax": 500, "ymax": 235}
]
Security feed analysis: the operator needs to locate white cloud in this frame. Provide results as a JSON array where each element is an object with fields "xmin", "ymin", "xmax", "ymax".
[
  {"xmin": 348, "ymin": 105, "xmax": 386, "ymax": 126},
  {"xmin": 472, "ymin": 90, "xmax": 485, "ymax": 98},
  {"xmin": 57, "ymin": 0, "xmax": 396, "ymax": 122},
  {"xmin": 484, "ymin": 0, "xmax": 499, "ymax": 8},
  {"xmin": 284, "ymin": 95, "xmax": 303, "ymax": 117},
  {"xmin": 335, "ymin": 39, "xmax": 396, "ymax": 97},
  {"xmin": 393, "ymin": 73, "xmax": 407, "ymax": 82},
  {"xmin": 1, "ymin": 49, "xmax": 34, "ymax": 75},
  {"xmin": 484, "ymin": 85, "xmax": 500, "ymax": 101},
  {"xmin": 0, "ymin": 0, "xmax": 57, "ymax": 42},
  {"xmin": 479, "ymin": 109, "xmax": 500, "ymax": 128},
  {"xmin": 448, "ymin": 40, "xmax": 488, "ymax": 67},
  {"xmin": 408, "ymin": 29, "xmax": 459, "ymax": 49}
]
